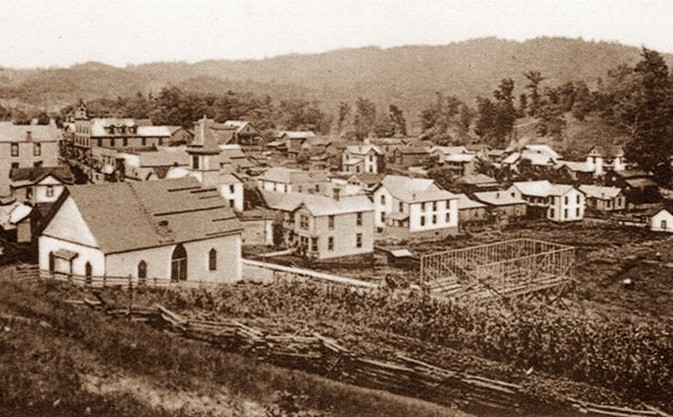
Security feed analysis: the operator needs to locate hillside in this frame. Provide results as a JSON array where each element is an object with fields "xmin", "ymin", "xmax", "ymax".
[{"xmin": 1, "ymin": 37, "xmax": 671, "ymax": 119}]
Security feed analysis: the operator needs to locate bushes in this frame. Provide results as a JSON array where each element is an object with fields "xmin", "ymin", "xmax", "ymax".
[{"xmin": 157, "ymin": 282, "xmax": 673, "ymax": 402}]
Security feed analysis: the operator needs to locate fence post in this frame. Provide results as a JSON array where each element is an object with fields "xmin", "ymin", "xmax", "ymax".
[{"xmin": 127, "ymin": 275, "xmax": 133, "ymax": 319}]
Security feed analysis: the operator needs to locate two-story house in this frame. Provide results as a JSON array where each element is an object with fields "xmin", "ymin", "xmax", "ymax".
[
  {"xmin": 9, "ymin": 166, "xmax": 74, "ymax": 206},
  {"xmin": 373, "ymin": 175, "xmax": 458, "ymax": 238},
  {"xmin": 0, "ymin": 122, "xmax": 60, "ymax": 197},
  {"xmin": 260, "ymin": 189, "xmax": 374, "ymax": 259},
  {"xmin": 508, "ymin": 180, "xmax": 585, "ymax": 222},
  {"xmin": 257, "ymin": 167, "xmax": 329, "ymax": 194},
  {"xmin": 587, "ymin": 145, "xmax": 626, "ymax": 175},
  {"xmin": 579, "ymin": 185, "xmax": 626, "ymax": 213},
  {"xmin": 342, "ymin": 143, "xmax": 384, "ymax": 174}
]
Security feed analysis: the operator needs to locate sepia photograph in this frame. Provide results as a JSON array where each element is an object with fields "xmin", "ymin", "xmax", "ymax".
[{"xmin": 1, "ymin": 1, "xmax": 673, "ymax": 416}]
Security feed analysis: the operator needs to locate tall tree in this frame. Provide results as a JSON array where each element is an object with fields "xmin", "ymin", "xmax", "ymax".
[
  {"xmin": 353, "ymin": 97, "xmax": 377, "ymax": 140},
  {"xmin": 389, "ymin": 104, "xmax": 407, "ymax": 136},
  {"xmin": 525, "ymin": 71, "xmax": 545, "ymax": 117},
  {"xmin": 337, "ymin": 101, "xmax": 351, "ymax": 133},
  {"xmin": 619, "ymin": 48, "xmax": 673, "ymax": 184}
]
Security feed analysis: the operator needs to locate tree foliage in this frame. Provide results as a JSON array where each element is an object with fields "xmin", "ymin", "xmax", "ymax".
[{"xmin": 353, "ymin": 97, "xmax": 377, "ymax": 140}]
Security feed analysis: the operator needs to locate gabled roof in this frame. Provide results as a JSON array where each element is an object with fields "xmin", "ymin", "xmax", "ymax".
[
  {"xmin": 589, "ymin": 145, "xmax": 624, "ymax": 158},
  {"xmin": 54, "ymin": 177, "xmax": 240, "ymax": 254},
  {"xmin": 444, "ymin": 153, "xmax": 477, "ymax": 163},
  {"xmin": 259, "ymin": 167, "xmax": 328, "ymax": 184},
  {"xmin": 474, "ymin": 190, "xmax": 526, "ymax": 206},
  {"xmin": 10, "ymin": 166, "xmax": 74, "ymax": 186},
  {"xmin": 523, "ymin": 144, "xmax": 561, "ymax": 160},
  {"xmin": 345, "ymin": 143, "xmax": 383, "ymax": 155},
  {"xmin": 222, "ymin": 120, "xmax": 254, "ymax": 134},
  {"xmin": 455, "ymin": 193, "xmax": 486, "ymax": 210},
  {"xmin": 0, "ymin": 122, "xmax": 59, "ymax": 142},
  {"xmin": 579, "ymin": 185, "xmax": 623, "ymax": 199},
  {"xmin": 298, "ymin": 194, "xmax": 374, "ymax": 217},
  {"xmin": 556, "ymin": 160, "xmax": 593, "ymax": 173},
  {"xmin": 259, "ymin": 190, "xmax": 306, "ymax": 212},
  {"xmin": 432, "ymin": 145, "xmax": 469, "ymax": 155},
  {"xmin": 396, "ymin": 146, "xmax": 429, "ymax": 155},
  {"xmin": 380, "ymin": 175, "xmax": 456, "ymax": 203},
  {"xmin": 276, "ymin": 131, "xmax": 317, "ymax": 140},
  {"xmin": 512, "ymin": 180, "xmax": 576, "ymax": 197}
]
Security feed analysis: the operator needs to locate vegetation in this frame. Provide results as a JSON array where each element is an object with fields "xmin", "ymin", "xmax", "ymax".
[{"xmin": 0, "ymin": 271, "xmax": 470, "ymax": 417}]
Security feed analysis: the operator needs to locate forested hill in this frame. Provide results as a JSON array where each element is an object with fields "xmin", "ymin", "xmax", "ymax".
[{"xmin": 1, "ymin": 37, "xmax": 672, "ymax": 116}]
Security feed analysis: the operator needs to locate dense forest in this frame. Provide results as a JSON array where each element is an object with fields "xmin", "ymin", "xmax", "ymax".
[{"xmin": 1, "ymin": 38, "xmax": 672, "ymax": 183}]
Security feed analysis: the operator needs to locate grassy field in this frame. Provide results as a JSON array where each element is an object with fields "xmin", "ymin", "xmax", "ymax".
[{"xmin": 0, "ymin": 269, "xmax": 473, "ymax": 417}]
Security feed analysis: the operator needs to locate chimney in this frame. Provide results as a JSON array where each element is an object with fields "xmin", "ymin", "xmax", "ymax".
[{"xmin": 333, "ymin": 186, "xmax": 341, "ymax": 201}]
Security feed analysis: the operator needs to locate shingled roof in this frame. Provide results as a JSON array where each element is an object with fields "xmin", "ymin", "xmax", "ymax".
[
  {"xmin": 54, "ymin": 177, "xmax": 240, "ymax": 254},
  {"xmin": 10, "ymin": 166, "xmax": 74, "ymax": 185}
]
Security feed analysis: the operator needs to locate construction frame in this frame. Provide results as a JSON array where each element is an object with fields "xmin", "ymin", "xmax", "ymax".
[{"xmin": 420, "ymin": 239, "xmax": 575, "ymax": 303}]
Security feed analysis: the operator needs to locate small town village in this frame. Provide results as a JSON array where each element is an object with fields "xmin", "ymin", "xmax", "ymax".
[{"xmin": 2, "ymin": 3, "xmax": 673, "ymax": 417}]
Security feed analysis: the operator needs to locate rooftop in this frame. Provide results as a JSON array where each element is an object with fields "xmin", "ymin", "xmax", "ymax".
[
  {"xmin": 512, "ymin": 180, "xmax": 575, "ymax": 197},
  {"xmin": 380, "ymin": 175, "xmax": 455, "ymax": 203},
  {"xmin": 579, "ymin": 185, "xmax": 623, "ymax": 199},
  {"xmin": 0, "ymin": 122, "xmax": 60, "ymax": 142},
  {"xmin": 52, "ymin": 177, "xmax": 240, "ymax": 254},
  {"xmin": 474, "ymin": 190, "xmax": 526, "ymax": 206}
]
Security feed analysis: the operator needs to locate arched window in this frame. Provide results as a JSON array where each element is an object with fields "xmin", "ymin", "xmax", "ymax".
[
  {"xmin": 138, "ymin": 260, "xmax": 147, "ymax": 281},
  {"xmin": 85, "ymin": 262, "xmax": 92, "ymax": 285},
  {"xmin": 208, "ymin": 248, "xmax": 217, "ymax": 271},
  {"xmin": 171, "ymin": 244, "xmax": 187, "ymax": 282},
  {"xmin": 48, "ymin": 252, "xmax": 55, "ymax": 273}
]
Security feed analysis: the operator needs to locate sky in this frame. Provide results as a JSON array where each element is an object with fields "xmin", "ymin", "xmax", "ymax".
[{"xmin": 0, "ymin": 0, "xmax": 671, "ymax": 68}]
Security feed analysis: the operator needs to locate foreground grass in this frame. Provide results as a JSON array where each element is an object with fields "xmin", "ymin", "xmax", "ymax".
[{"xmin": 0, "ymin": 271, "xmax": 471, "ymax": 417}]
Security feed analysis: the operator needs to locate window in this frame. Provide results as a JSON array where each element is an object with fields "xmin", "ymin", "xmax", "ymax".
[
  {"xmin": 328, "ymin": 215, "xmax": 335, "ymax": 229},
  {"xmin": 97, "ymin": 138, "xmax": 102, "ymax": 147},
  {"xmin": 662, "ymin": 220, "xmax": 668, "ymax": 230},
  {"xmin": 398, "ymin": 202, "xmax": 403, "ymax": 212},
  {"xmin": 192, "ymin": 155, "xmax": 200, "ymax": 169},
  {"xmin": 171, "ymin": 244, "xmax": 187, "ymax": 282},
  {"xmin": 311, "ymin": 238, "xmax": 318, "ymax": 252},
  {"xmin": 123, "ymin": 138, "xmax": 128, "ymax": 147},
  {"xmin": 564, "ymin": 196, "xmax": 568, "ymax": 205},
  {"xmin": 380, "ymin": 212, "xmax": 385, "ymax": 223},
  {"xmin": 142, "ymin": 137, "xmax": 147, "ymax": 146},
  {"xmin": 420, "ymin": 216, "xmax": 426, "ymax": 226},
  {"xmin": 576, "ymin": 207, "xmax": 580, "ymax": 217},
  {"xmin": 328, "ymin": 237, "xmax": 334, "ymax": 251},
  {"xmin": 33, "ymin": 143, "xmax": 41, "ymax": 156},
  {"xmin": 110, "ymin": 138, "xmax": 115, "ymax": 147},
  {"xmin": 576, "ymin": 194, "xmax": 580, "ymax": 204},
  {"xmin": 48, "ymin": 252, "xmax": 55, "ymax": 273},
  {"xmin": 549, "ymin": 208, "xmax": 555, "ymax": 218},
  {"xmin": 158, "ymin": 138, "xmax": 163, "ymax": 146},
  {"xmin": 422, "ymin": 202, "xmax": 427, "ymax": 211},
  {"xmin": 380, "ymin": 195, "xmax": 385, "ymax": 205},
  {"xmin": 432, "ymin": 214, "xmax": 437, "ymax": 225},
  {"xmin": 356, "ymin": 233, "xmax": 362, "ymax": 248},
  {"xmin": 11, "ymin": 162, "xmax": 18, "ymax": 169},
  {"xmin": 315, "ymin": 185, "xmax": 319, "ymax": 193},
  {"xmin": 432, "ymin": 201, "xmax": 437, "ymax": 211},
  {"xmin": 300, "ymin": 214, "xmax": 309, "ymax": 229},
  {"xmin": 33, "ymin": 161, "xmax": 42, "ymax": 168},
  {"xmin": 46, "ymin": 185, "xmax": 54, "ymax": 197},
  {"xmin": 138, "ymin": 261, "xmax": 147, "ymax": 280},
  {"xmin": 85, "ymin": 262, "xmax": 92, "ymax": 285},
  {"xmin": 11, "ymin": 143, "xmax": 18, "ymax": 157},
  {"xmin": 446, "ymin": 212, "xmax": 451, "ymax": 223},
  {"xmin": 564, "ymin": 208, "xmax": 568, "ymax": 219},
  {"xmin": 606, "ymin": 200, "xmax": 611, "ymax": 209},
  {"xmin": 356, "ymin": 212, "xmax": 362, "ymax": 226},
  {"xmin": 209, "ymin": 248, "xmax": 217, "ymax": 271},
  {"xmin": 26, "ymin": 188, "xmax": 32, "ymax": 199},
  {"xmin": 229, "ymin": 184, "xmax": 235, "ymax": 194},
  {"xmin": 511, "ymin": 192, "xmax": 515, "ymax": 197}
]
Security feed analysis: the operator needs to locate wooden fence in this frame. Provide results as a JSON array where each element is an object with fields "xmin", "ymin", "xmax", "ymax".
[{"xmin": 64, "ymin": 294, "xmax": 671, "ymax": 417}]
